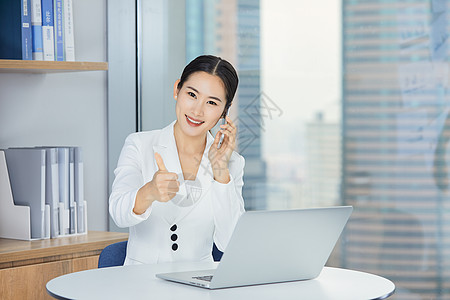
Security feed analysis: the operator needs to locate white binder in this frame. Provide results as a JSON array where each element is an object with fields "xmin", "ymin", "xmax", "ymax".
[
  {"xmin": 69, "ymin": 147, "xmax": 76, "ymax": 234},
  {"xmin": 0, "ymin": 150, "xmax": 32, "ymax": 240},
  {"xmin": 4, "ymin": 148, "xmax": 47, "ymax": 239},
  {"xmin": 74, "ymin": 147, "xmax": 85, "ymax": 233},
  {"xmin": 42, "ymin": 148, "xmax": 61, "ymax": 238},
  {"xmin": 57, "ymin": 148, "xmax": 70, "ymax": 236}
]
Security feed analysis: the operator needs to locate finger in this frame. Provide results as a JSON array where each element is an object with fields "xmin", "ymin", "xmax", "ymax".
[
  {"xmin": 225, "ymin": 115, "xmax": 235, "ymax": 129},
  {"xmin": 166, "ymin": 186, "xmax": 180, "ymax": 193},
  {"xmin": 154, "ymin": 152, "xmax": 167, "ymax": 171},
  {"xmin": 214, "ymin": 128, "xmax": 222, "ymax": 140},
  {"xmin": 167, "ymin": 180, "xmax": 180, "ymax": 189},
  {"xmin": 166, "ymin": 191, "xmax": 179, "ymax": 200},
  {"xmin": 220, "ymin": 132, "xmax": 235, "ymax": 150},
  {"xmin": 211, "ymin": 128, "xmax": 222, "ymax": 147},
  {"xmin": 219, "ymin": 127, "xmax": 236, "ymax": 143},
  {"xmin": 159, "ymin": 172, "xmax": 178, "ymax": 181},
  {"xmin": 220, "ymin": 126, "xmax": 234, "ymax": 135},
  {"xmin": 158, "ymin": 188, "xmax": 178, "ymax": 202},
  {"xmin": 220, "ymin": 122, "xmax": 236, "ymax": 134}
]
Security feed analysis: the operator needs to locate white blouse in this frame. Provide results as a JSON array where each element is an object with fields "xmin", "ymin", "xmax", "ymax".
[{"xmin": 109, "ymin": 120, "xmax": 245, "ymax": 265}]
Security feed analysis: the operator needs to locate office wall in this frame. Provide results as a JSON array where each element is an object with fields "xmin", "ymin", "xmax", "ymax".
[{"xmin": 0, "ymin": 0, "xmax": 108, "ymax": 231}]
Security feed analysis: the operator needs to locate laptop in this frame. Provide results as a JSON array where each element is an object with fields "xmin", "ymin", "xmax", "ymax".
[{"xmin": 156, "ymin": 206, "xmax": 353, "ymax": 289}]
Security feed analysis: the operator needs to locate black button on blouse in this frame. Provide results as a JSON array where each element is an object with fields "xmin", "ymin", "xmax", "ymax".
[{"xmin": 170, "ymin": 224, "xmax": 178, "ymax": 251}]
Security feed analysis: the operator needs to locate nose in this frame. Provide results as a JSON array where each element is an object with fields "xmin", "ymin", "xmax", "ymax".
[{"xmin": 192, "ymin": 101, "xmax": 205, "ymax": 117}]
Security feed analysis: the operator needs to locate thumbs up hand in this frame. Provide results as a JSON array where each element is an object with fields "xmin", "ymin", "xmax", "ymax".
[
  {"xmin": 133, "ymin": 152, "xmax": 180, "ymax": 215},
  {"xmin": 149, "ymin": 152, "xmax": 180, "ymax": 202}
]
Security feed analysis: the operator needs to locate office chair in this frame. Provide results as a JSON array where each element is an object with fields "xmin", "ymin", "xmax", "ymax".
[
  {"xmin": 98, "ymin": 241, "xmax": 224, "ymax": 268},
  {"xmin": 212, "ymin": 243, "xmax": 223, "ymax": 262},
  {"xmin": 98, "ymin": 240, "xmax": 128, "ymax": 268}
]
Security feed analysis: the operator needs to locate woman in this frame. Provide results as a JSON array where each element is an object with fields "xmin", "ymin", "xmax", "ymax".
[{"xmin": 109, "ymin": 55, "xmax": 245, "ymax": 265}]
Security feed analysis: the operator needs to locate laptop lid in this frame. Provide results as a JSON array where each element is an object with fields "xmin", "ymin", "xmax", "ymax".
[{"xmin": 157, "ymin": 206, "xmax": 353, "ymax": 289}]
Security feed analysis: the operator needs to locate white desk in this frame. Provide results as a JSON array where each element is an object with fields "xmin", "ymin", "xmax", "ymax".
[{"xmin": 47, "ymin": 262, "xmax": 395, "ymax": 300}]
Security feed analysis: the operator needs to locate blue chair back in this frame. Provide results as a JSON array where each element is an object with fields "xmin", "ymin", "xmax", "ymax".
[
  {"xmin": 212, "ymin": 243, "xmax": 223, "ymax": 261},
  {"xmin": 98, "ymin": 240, "xmax": 128, "ymax": 268},
  {"xmin": 98, "ymin": 241, "xmax": 224, "ymax": 268}
]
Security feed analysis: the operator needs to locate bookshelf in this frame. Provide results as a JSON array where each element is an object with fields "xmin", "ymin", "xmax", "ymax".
[{"xmin": 0, "ymin": 59, "xmax": 108, "ymax": 73}]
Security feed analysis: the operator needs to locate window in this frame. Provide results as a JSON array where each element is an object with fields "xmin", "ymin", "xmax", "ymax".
[
  {"xmin": 183, "ymin": 0, "xmax": 341, "ymax": 210},
  {"xmin": 138, "ymin": 1, "xmax": 450, "ymax": 298}
]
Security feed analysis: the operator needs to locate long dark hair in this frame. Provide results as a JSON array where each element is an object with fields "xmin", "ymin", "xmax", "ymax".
[{"xmin": 177, "ymin": 55, "xmax": 239, "ymax": 117}]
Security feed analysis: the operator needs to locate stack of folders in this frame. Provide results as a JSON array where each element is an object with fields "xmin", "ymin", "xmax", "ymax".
[
  {"xmin": 4, "ymin": 147, "xmax": 87, "ymax": 240},
  {"xmin": 0, "ymin": 0, "xmax": 75, "ymax": 61}
]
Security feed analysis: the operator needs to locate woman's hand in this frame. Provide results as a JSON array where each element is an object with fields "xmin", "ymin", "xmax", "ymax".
[
  {"xmin": 208, "ymin": 115, "xmax": 237, "ymax": 184},
  {"xmin": 133, "ymin": 152, "xmax": 179, "ymax": 214}
]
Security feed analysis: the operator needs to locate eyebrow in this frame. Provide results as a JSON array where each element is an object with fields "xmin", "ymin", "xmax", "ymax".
[{"xmin": 186, "ymin": 86, "xmax": 222, "ymax": 102}]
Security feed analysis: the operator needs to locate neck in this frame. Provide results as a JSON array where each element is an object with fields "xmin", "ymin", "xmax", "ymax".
[{"xmin": 173, "ymin": 121, "xmax": 207, "ymax": 155}]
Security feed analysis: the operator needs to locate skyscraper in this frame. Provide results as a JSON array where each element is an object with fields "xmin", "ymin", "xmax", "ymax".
[
  {"xmin": 305, "ymin": 112, "xmax": 341, "ymax": 208},
  {"xmin": 185, "ymin": 0, "xmax": 267, "ymax": 210}
]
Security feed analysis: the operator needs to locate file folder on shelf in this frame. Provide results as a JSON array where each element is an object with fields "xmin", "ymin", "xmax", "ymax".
[
  {"xmin": 56, "ymin": 147, "xmax": 70, "ymax": 236},
  {"xmin": 69, "ymin": 147, "xmax": 76, "ymax": 234},
  {"xmin": 0, "ymin": 150, "xmax": 32, "ymax": 240},
  {"xmin": 0, "ymin": 147, "xmax": 87, "ymax": 240},
  {"xmin": 38, "ymin": 147, "xmax": 61, "ymax": 238},
  {"xmin": 3, "ymin": 148, "xmax": 47, "ymax": 240},
  {"xmin": 74, "ymin": 147, "xmax": 85, "ymax": 233},
  {"xmin": 46, "ymin": 146, "xmax": 87, "ymax": 237}
]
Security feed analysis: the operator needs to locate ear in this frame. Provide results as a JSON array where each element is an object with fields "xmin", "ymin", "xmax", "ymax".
[{"xmin": 173, "ymin": 79, "xmax": 181, "ymax": 100}]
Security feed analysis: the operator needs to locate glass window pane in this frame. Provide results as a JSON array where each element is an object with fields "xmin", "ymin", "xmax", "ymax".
[
  {"xmin": 141, "ymin": 0, "xmax": 450, "ymax": 298},
  {"xmin": 342, "ymin": 1, "xmax": 450, "ymax": 299}
]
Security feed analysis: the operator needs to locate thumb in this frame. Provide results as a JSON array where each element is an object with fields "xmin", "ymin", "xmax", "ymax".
[
  {"xmin": 154, "ymin": 152, "xmax": 167, "ymax": 171},
  {"xmin": 212, "ymin": 128, "xmax": 221, "ymax": 145}
]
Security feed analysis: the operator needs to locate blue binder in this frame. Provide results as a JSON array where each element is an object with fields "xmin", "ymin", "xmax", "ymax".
[{"xmin": 0, "ymin": 0, "xmax": 32, "ymax": 60}]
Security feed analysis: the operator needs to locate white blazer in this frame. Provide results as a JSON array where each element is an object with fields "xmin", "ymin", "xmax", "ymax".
[{"xmin": 109, "ymin": 120, "xmax": 245, "ymax": 265}]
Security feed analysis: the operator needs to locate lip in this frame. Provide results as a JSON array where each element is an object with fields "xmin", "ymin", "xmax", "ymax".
[{"xmin": 185, "ymin": 115, "xmax": 204, "ymax": 126}]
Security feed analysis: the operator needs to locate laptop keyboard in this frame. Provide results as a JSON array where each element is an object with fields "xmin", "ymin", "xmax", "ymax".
[{"xmin": 192, "ymin": 275, "xmax": 213, "ymax": 282}]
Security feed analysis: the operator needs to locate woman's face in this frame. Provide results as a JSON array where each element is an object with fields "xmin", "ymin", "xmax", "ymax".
[{"xmin": 174, "ymin": 71, "xmax": 227, "ymax": 138}]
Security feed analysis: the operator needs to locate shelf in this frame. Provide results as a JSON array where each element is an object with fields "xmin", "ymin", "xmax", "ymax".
[
  {"xmin": 0, "ymin": 60, "xmax": 108, "ymax": 73},
  {"xmin": 0, "ymin": 231, "xmax": 128, "ymax": 268}
]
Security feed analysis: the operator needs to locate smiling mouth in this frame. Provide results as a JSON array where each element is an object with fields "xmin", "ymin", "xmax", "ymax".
[{"xmin": 185, "ymin": 115, "xmax": 205, "ymax": 126}]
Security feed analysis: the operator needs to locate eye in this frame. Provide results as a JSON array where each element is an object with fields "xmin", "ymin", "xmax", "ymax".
[
  {"xmin": 188, "ymin": 91, "xmax": 196, "ymax": 98},
  {"xmin": 207, "ymin": 100, "xmax": 218, "ymax": 106}
]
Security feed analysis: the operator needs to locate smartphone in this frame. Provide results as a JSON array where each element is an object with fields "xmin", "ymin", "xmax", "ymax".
[{"xmin": 217, "ymin": 117, "xmax": 227, "ymax": 149}]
